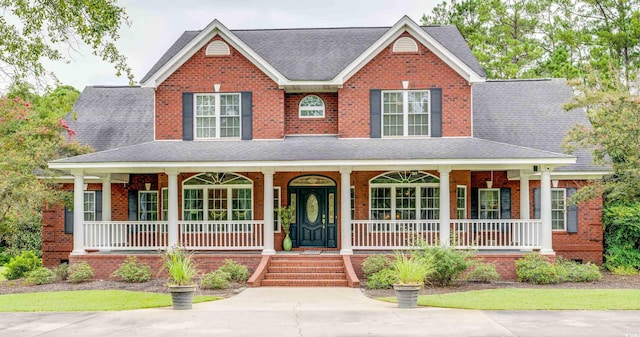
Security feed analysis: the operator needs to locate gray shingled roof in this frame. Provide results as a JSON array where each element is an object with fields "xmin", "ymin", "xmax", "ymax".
[
  {"xmin": 51, "ymin": 136, "xmax": 571, "ymax": 164},
  {"xmin": 66, "ymin": 86, "xmax": 154, "ymax": 152},
  {"xmin": 140, "ymin": 25, "xmax": 485, "ymax": 83},
  {"xmin": 473, "ymin": 79, "xmax": 606, "ymax": 172}
]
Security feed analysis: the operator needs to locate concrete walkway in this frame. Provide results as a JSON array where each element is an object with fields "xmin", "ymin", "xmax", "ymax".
[{"xmin": 1, "ymin": 287, "xmax": 640, "ymax": 336}]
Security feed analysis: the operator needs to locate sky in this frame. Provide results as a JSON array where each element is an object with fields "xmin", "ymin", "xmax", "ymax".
[{"xmin": 44, "ymin": 0, "xmax": 440, "ymax": 90}]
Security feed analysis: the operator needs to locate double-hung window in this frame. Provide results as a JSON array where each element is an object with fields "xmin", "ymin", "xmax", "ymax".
[
  {"xmin": 382, "ymin": 90, "xmax": 430, "ymax": 137},
  {"xmin": 84, "ymin": 191, "xmax": 96, "ymax": 221},
  {"xmin": 194, "ymin": 93, "xmax": 241, "ymax": 139},
  {"xmin": 139, "ymin": 191, "xmax": 158, "ymax": 221},
  {"xmin": 456, "ymin": 186, "xmax": 467, "ymax": 219},
  {"xmin": 478, "ymin": 189, "xmax": 500, "ymax": 219},
  {"xmin": 551, "ymin": 188, "xmax": 566, "ymax": 230}
]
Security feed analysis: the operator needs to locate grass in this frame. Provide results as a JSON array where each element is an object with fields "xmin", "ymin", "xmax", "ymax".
[
  {"xmin": 0, "ymin": 266, "xmax": 6, "ymax": 281},
  {"xmin": 0, "ymin": 290, "xmax": 221, "ymax": 312},
  {"xmin": 379, "ymin": 289, "xmax": 640, "ymax": 310}
]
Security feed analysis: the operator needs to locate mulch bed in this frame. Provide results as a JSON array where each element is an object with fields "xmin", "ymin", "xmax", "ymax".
[{"xmin": 1, "ymin": 271, "xmax": 639, "ymax": 299}]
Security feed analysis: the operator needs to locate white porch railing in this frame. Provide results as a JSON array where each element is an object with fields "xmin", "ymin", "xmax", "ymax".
[
  {"xmin": 84, "ymin": 221, "xmax": 169, "ymax": 250},
  {"xmin": 351, "ymin": 219, "xmax": 542, "ymax": 250},
  {"xmin": 179, "ymin": 220, "xmax": 264, "ymax": 250},
  {"xmin": 351, "ymin": 220, "xmax": 440, "ymax": 249},
  {"xmin": 450, "ymin": 220, "xmax": 541, "ymax": 250}
]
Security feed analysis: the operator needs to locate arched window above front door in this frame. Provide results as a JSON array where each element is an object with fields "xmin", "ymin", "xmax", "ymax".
[
  {"xmin": 369, "ymin": 171, "xmax": 440, "ymax": 221},
  {"xmin": 182, "ymin": 173, "xmax": 253, "ymax": 221}
]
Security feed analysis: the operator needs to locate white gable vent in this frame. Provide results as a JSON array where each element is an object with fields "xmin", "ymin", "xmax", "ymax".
[
  {"xmin": 205, "ymin": 40, "xmax": 230, "ymax": 56},
  {"xmin": 393, "ymin": 37, "xmax": 418, "ymax": 53}
]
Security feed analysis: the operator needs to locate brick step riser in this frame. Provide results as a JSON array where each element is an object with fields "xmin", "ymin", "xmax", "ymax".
[
  {"xmin": 260, "ymin": 279, "xmax": 349, "ymax": 287},
  {"xmin": 269, "ymin": 261, "xmax": 344, "ymax": 268},
  {"xmin": 264, "ymin": 273, "xmax": 347, "ymax": 280},
  {"xmin": 267, "ymin": 266, "xmax": 345, "ymax": 273}
]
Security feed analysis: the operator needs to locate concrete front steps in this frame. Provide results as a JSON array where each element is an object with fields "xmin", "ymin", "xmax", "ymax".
[{"xmin": 248, "ymin": 254, "xmax": 360, "ymax": 287}]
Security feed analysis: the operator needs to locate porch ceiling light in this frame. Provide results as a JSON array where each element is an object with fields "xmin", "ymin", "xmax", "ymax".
[
  {"xmin": 145, "ymin": 183, "xmax": 152, "ymax": 191},
  {"xmin": 402, "ymin": 80, "xmax": 409, "ymax": 89},
  {"xmin": 214, "ymin": 83, "xmax": 221, "ymax": 92},
  {"xmin": 552, "ymin": 180, "xmax": 559, "ymax": 188}
]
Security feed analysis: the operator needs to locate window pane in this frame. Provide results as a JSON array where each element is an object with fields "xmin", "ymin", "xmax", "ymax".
[
  {"xmin": 162, "ymin": 188, "xmax": 168, "ymax": 220},
  {"xmin": 208, "ymin": 188, "xmax": 228, "ymax": 220},
  {"xmin": 195, "ymin": 94, "xmax": 216, "ymax": 139},
  {"xmin": 232, "ymin": 188, "xmax": 252, "ymax": 220},
  {"xmin": 84, "ymin": 192, "xmax": 95, "ymax": 221},
  {"xmin": 456, "ymin": 186, "xmax": 466, "ymax": 219},
  {"xmin": 421, "ymin": 187, "xmax": 439, "ymax": 220},
  {"xmin": 220, "ymin": 94, "xmax": 240, "ymax": 138},
  {"xmin": 350, "ymin": 187, "xmax": 355, "ymax": 220},
  {"xmin": 139, "ymin": 191, "xmax": 158, "ymax": 221},
  {"xmin": 479, "ymin": 189, "xmax": 500, "ymax": 219},
  {"xmin": 371, "ymin": 187, "xmax": 391, "ymax": 220},
  {"xmin": 274, "ymin": 188, "xmax": 280, "ymax": 232},
  {"xmin": 183, "ymin": 189, "xmax": 203, "ymax": 221},
  {"xmin": 382, "ymin": 92, "xmax": 403, "ymax": 136},
  {"xmin": 395, "ymin": 187, "xmax": 416, "ymax": 220},
  {"xmin": 552, "ymin": 189, "xmax": 566, "ymax": 230},
  {"xmin": 408, "ymin": 91, "xmax": 429, "ymax": 136}
]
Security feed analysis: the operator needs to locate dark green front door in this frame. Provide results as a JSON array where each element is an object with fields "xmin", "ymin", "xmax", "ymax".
[{"xmin": 299, "ymin": 188, "xmax": 326, "ymax": 247}]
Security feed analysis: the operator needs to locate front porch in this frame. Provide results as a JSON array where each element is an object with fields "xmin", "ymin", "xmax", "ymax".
[{"xmin": 80, "ymin": 219, "xmax": 543, "ymax": 252}]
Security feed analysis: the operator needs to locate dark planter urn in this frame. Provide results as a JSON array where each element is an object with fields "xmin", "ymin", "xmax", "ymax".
[
  {"xmin": 168, "ymin": 285, "xmax": 196, "ymax": 310},
  {"xmin": 393, "ymin": 284, "xmax": 421, "ymax": 308}
]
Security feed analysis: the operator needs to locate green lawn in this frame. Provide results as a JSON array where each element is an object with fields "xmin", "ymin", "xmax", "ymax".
[
  {"xmin": 379, "ymin": 289, "xmax": 640, "ymax": 310},
  {"xmin": 0, "ymin": 290, "xmax": 221, "ymax": 312}
]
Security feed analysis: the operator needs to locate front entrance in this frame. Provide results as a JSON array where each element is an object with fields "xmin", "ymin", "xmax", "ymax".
[{"xmin": 288, "ymin": 176, "xmax": 337, "ymax": 248}]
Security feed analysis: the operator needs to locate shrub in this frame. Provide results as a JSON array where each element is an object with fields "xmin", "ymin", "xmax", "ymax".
[
  {"xmin": 3, "ymin": 251, "xmax": 41, "ymax": 280},
  {"xmin": 68, "ymin": 261, "xmax": 94, "ymax": 283},
  {"xmin": 366, "ymin": 268, "xmax": 397, "ymax": 289},
  {"xmin": 201, "ymin": 270, "xmax": 230, "ymax": 289},
  {"xmin": 26, "ymin": 267, "xmax": 56, "ymax": 285},
  {"xmin": 0, "ymin": 247, "xmax": 11, "ymax": 266},
  {"xmin": 515, "ymin": 253, "xmax": 558, "ymax": 284},
  {"xmin": 603, "ymin": 202, "xmax": 640, "ymax": 272},
  {"xmin": 361, "ymin": 255, "xmax": 392, "ymax": 278},
  {"xmin": 465, "ymin": 261, "xmax": 500, "ymax": 283},
  {"xmin": 218, "ymin": 259, "xmax": 248, "ymax": 283},
  {"xmin": 53, "ymin": 263, "xmax": 69, "ymax": 281},
  {"xmin": 610, "ymin": 265, "xmax": 639, "ymax": 275},
  {"xmin": 418, "ymin": 246, "xmax": 472, "ymax": 286},
  {"xmin": 111, "ymin": 256, "xmax": 152, "ymax": 283},
  {"xmin": 556, "ymin": 257, "xmax": 602, "ymax": 282}
]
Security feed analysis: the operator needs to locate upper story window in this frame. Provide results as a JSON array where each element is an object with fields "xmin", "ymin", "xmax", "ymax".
[
  {"xmin": 382, "ymin": 90, "xmax": 430, "ymax": 137},
  {"xmin": 195, "ymin": 93, "xmax": 241, "ymax": 139},
  {"xmin": 299, "ymin": 95, "xmax": 325, "ymax": 118}
]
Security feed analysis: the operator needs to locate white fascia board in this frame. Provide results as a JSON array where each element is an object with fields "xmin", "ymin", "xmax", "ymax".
[
  {"xmin": 48, "ymin": 157, "xmax": 576, "ymax": 172},
  {"xmin": 140, "ymin": 19, "xmax": 285, "ymax": 88},
  {"xmin": 334, "ymin": 16, "xmax": 486, "ymax": 85}
]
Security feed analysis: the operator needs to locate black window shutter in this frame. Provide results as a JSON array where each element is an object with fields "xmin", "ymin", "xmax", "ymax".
[
  {"xmin": 95, "ymin": 191, "xmax": 103, "ymax": 221},
  {"xmin": 567, "ymin": 188, "xmax": 579, "ymax": 233},
  {"xmin": 500, "ymin": 188, "xmax": 511, "ymax": 219},
  {"xmin": 470, "ymin": 188, "xmax": 478, "ymax": 219},
  {"xmin": 430, "ymin": 88, "xmax": 442, "ymax": 137},
  {"xmin": 241, "ymin": 92, "xmax": 253, "ymax": 140},
  {"xmin": 370, "ymin": 90, "xmax": 381, "ymax": 138},
  {"xmin": 182, "ymin": 92, "xmax": 194, "ymax": 141},
  {"xmin": 533, "ymin": 188, "xmax": 541, "ymax": 219},
  {"xmin": 128, "ymin": 190, "xmax": 138, "ymax": 221},
  {"xmin": 64, "ymin": 206, "xmax": 74, "ymax": 234}
]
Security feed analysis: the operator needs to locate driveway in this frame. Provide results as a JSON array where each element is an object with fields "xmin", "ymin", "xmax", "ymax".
[{"xmin": 1, "ymin": 287, "xmax": 639, "ymax": 337}]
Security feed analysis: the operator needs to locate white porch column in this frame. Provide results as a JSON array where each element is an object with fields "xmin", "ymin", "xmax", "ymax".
[
  {"xmin": 166, "ymin": 169, "xmax": 179, "ymax": 247},
  {"xmin": 340, "ymin": 166, "xmax": 353, "ymax": 255},
  {"xmin": 71, "ymin": 170, "xmax": 85, "ymax": 255},
  {"xmin": 520, "ymin": 172, "xmax": 530, "ymax": 220},
  {"xmin": 101, "ymin": 175, "xmax": 111, "ymax": 222},
  {"xmin": 262, "ymin": 169, "xmax": 276, "ymax": 255},
  {"xmin": 439, "ymin": 166, "xmax": 451, "ymax": 246},
  {"xmin": 540, "ymin": 167, "xmax": 554, "ymax": 254}
]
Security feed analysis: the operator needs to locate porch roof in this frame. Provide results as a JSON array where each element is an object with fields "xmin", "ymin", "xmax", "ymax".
[{"xmin": 50, "ymin": 136, "xmax": 574, "ymax": 171}]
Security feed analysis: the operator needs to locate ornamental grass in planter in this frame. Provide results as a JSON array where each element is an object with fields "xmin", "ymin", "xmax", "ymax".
[
  {"xmin": 392, "ymin": 251, "xmax": 434, "ymax": 308},
  {"xmin": 162, "ymin": 245, "xmax": 198, "ymax": 310}
]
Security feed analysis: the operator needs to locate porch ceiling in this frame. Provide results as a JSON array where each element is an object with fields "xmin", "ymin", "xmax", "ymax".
[{"xmin": 49, "ymin": 136, "xmax": 575, "ymax": 173}]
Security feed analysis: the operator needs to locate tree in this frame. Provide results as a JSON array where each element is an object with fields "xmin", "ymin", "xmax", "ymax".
[
  {"xmin": 0, "ymin": 88, "xmax": 90, "ymax": 255},
  {"xmin": 0, "ymin": 0, "xmax": 133, "ymax": 89}
]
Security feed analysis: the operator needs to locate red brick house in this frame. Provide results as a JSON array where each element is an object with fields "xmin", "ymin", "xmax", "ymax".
[{"xmin": 45, "ymin": 16, "xmax": 606, "ymax": 285}]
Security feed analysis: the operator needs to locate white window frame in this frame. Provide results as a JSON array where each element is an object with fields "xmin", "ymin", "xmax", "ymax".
[
  {"xmin": 274, "ymin": 187, "xmax": 281, "ymax": 233},
  {"xmin": 194, "ymin": 93, "xmax": 241, "ymax": 139},
  {"xmin": 456, "ymin": 185, "xmax": 467, "ymax": 219},
  {"xmin": 551, "ymin": 188, "xmax": 567, "ymax": 231},
  {"xmin": 298, "ymin": 95, "xmax": 325, "ymax": 118},
  {"xmin": 182, "ymin": 173, "xmax": 254, "ymax": 224},
  {"xmin": 161, "ymin": 188, "xmax": 168, "ymax": 221},
  {"xmin": 478, "ymin": 188, "xmax": 500, "ymax": 219},
  {"xmin": 83, "ymin": 191, "xmax": 95, "ymax": 221},
  {"xmin": 381, "ymin": 90, "xmax": 430, "ymax": 137},
  {"xmin": 138, "ymin": 191, "xmax": 159, "ymax": 221},
  {"xmin": 350, "ymin": 186, "xmax": 355, "ymax": 220}
]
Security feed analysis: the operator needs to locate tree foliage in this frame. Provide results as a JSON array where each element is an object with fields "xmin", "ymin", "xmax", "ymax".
[
  {"xmin": 0, "ymin": 0, "xmax": 133, "ymax": 88},
  {"xmin": 0, "ymin": 87, "xmax": 90, "ymax": 253}
]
